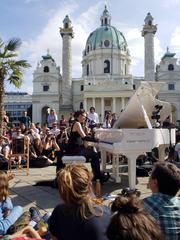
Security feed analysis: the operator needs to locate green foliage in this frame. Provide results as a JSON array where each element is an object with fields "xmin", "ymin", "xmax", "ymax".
[
  {"xmin": 0, "ymin": 37, "xmax": 31, "ymax": 134},
  {"xmin": 0, "ymin": 37, "xmax": 31, "ymax": 86}
]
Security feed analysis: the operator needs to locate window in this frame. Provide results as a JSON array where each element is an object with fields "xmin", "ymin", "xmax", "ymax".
[
  {"xmin": 87, "ymin": 64, "xmax": 89, "ymax": 76},
  {"xmin": 104, "ymin": 40, "xmax": 110, "ymax": 47},
  {"xmin": 104, "ymin": 60, "xmax": 110, "ymax": 73},
  {"xmin": 43, "ymin": 85, "xmax": 49, "ymax": 92},
  {"xmin": 168, "ymin": 64, "xmax": 174, "ymax": 71},
  {"xmin": 65, "ymin": 23, "xmax": 68, "ymax": 28},
  {"xmin": 80, "ymin": 85, "xmax": 84, "ymax": 91},
  {"xmin": 168, "ymin": 84, "xmax": 175, "ymax": 90},
  {"xmin": 44, "ymin": 66, "xmax": 49, "ymax": 72},
  {"xmin": 105, "ymin": 18, "xmax": 107, "ymax": 25},
  {"xmin": 80, "ymin": 102, "xmax": 83, "ymax": 109}
]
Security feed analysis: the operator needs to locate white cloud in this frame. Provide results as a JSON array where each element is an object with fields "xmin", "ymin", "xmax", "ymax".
[
  {"xmin": 161, "ymin": 0, "xmax": 180, "ymax": 8},
  {"xmin": 170, "ymin": 27, "xmax": 180, "ymax": 46},
  {"xmin": 18, "ymin": 1, "xmax": 103, "ymax": 93},
  {"xmin": 25, "ymin": 0, "xmax": 40, "ymax": 3}
]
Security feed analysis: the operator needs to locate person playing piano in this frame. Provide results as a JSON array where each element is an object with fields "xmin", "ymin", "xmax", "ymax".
[{"xmin": 57, "ymin": 110, "xmax": 106, "ymax": 183}]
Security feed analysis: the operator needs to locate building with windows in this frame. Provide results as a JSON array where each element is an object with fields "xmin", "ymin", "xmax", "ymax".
[
  {"xmin": 4, "ymin": 92, "xmax": 32, "ymax": 125},
  {"xmin": 32, "ymin": 6, "xmax": 135, "ymax": 124},
  {"xmin": 17, "ymin": 6, "xmax": 180, "ymax": 126},
  {"xmin": 156, "ymin": 48, "xmax": 180, "ymax": 124}
]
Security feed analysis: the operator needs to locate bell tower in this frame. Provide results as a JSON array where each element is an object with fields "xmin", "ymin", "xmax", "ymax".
[
  {"xmin": 60, "ymin": 15, "xmax": 74, "ymax": 111},
  {"xmin": 142, "ymin": 13, "xmax": 157, "ymax": 81}
]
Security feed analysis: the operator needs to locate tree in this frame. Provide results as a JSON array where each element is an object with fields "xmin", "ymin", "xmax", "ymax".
[{"xmin": 0, "ymin": 37, "xmax": 30, "ymax": 134}]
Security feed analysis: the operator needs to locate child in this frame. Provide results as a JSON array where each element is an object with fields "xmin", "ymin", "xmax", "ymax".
[{"xmin": 0, "ymin": 171, "xmax": 23, "ymax": 236}]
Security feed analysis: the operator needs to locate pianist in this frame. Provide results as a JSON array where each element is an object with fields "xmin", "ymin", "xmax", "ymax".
[{"xmin": 57, "ymin": 110, "xmax": 104, "ymax": 183}]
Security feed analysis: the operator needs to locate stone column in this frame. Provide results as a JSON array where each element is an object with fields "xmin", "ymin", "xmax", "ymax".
[
  {"xmin": 101, "ymin": 97, "xmax": 104, "ymax": 122},
  {"xmin": 83, "ymin": 98, "xmax": 87, "ymax": 111},
  {"xmin": 142, "ymin": 13, "xmax": 157, "ymax": 81},
  {"xmin": 92, "ymin": 98, "xmax": 95, "ymax": 108},
  {"xmin": 112, "ymin": 97, "xmax": 116, "ymax": 113},
  {"xmin": 121, "ymin": 97, "xmax": 125, "ymax": 110},
  {"xmin": 60, "ymin": 15, "xmax": 74, "ymax": 106}
]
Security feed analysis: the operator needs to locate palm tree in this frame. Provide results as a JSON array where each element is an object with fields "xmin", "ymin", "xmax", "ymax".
[{"xmin": 0, "ymin": 37, "xmax": 30, "ymax": 134}]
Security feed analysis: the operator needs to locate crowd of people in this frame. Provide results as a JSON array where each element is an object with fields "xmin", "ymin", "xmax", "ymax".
[
  {"xmin": 0, "ymin": 162, "xmax": 179, "ymax": 239},
  {"xmin": 0, "ymin": 108, "xmax": 179, "ymax": 239}
]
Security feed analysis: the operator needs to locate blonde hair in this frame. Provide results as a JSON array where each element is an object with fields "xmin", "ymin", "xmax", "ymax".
[
  {"xmin": 57, "ymin": 164, "xmax": 101, "ymax": 219},
  {"xmin": 0, "ymin": 171, "xmax": 9, "ymax": 201}
]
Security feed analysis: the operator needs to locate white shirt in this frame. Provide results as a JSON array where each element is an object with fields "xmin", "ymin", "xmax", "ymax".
[
  {"xmin": 50, "ymin": 128, "xmax": 60, "ymax": 137},
  {"xmin": 88, "ymin": 112, "xmax": 99, "ymax": 124}
]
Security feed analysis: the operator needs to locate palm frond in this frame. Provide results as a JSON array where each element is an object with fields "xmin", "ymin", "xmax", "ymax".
[
  {"xmin": 5, "ymin": 38, "xmax": 22, "ymax": 52},
  {"xmin": 15, "ymin": 60, "xmax": 31, "ymax": 68},
  {"xmin": 8, "ymin": 74, "xmax": 23, "ymax": 88},
  {"xmin": 0, "ymin": 38, "xmax": 4, "ymax": 49},
  {"xmin": 0, "ymin": 52, "xmax": 18, "ymax": 59}
]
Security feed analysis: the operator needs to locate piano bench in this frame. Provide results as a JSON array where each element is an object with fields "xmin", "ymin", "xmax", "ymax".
[{"xmin": 62, "ymin": 155, "xmax": 86, "ymax": 164}]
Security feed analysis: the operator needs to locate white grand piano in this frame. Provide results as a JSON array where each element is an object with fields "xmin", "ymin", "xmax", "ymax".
[{"xmin": 95, "ymin": 82, "xmax": 176, "ymax": 189}]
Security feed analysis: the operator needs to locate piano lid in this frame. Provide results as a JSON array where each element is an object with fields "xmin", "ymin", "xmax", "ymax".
[{"xmin": 113, "ymin": 81, "xmax": 172, "ymax": 129}]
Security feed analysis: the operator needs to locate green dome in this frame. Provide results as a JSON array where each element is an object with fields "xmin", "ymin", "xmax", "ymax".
[{"xmin": 85, "ymin": 25, "xmax": 127, "ymax": 52}]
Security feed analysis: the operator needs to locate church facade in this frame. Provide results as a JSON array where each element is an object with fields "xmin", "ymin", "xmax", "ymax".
[{"xmin": 32, "ymin": 6, "xmax": 180, "ymax": 126}]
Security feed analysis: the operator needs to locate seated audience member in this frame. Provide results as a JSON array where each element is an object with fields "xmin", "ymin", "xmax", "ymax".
[
  {"xmin": 68, "ymin": 112, "xmax": 75, "ymax": 126},
  {"xmin": 0, "ymin": 171, "xmax": 23, "ymax": 236},
  {"xmin": 175, "ymin": 140, "xmax": 180, "ymax": 161},
  {"xmin": 107, "ymin": 193, "xmax": 163, "ymax": 240},
  {"xmin": 42, "ymin": 131, "xmax": 60, "ymax": 161},
  {"xmin": 59, "ymin": 115, "xmax": 67, "ymax": 127},
  {"xmin": 35, "ymin": 122, "xmax": 42, "ymax": 134},
  {"xmin": 49, "ymin": 164, "xmax": 111, "ymax": 240},
  {"xmin": 3, "ymin": 111, "xmax": 9, "ymax": 126},
  {"xmin": 0, "ymin": 135, "xmax": 10, "ymax": 163},
  {"xmin": 143, "ymin": 162, "xmax": 180, "ymax": 240},
  {"xmin": 103, "ymin": 112, "xmax": 112, "ymax": 129},
  {"xmin": 40, "ymin": 123, "xmax": 49, "ymax": 140},
  {"xmin": 50, "ymin": 122, "xmax": 60, "ymax": 138},
  {"xmin": 56, "ymin": 126, "xmax": 68, "ymax": 152},
  {"xmin": 6, "ymin": 225, "xmax": 42, "ymax": 239},
  {"xmin": 19, "ymin": 122, "xmax": 28, "ymax": 135}
]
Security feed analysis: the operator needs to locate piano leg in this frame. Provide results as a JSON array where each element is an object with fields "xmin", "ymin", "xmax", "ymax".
[
  {"xmin": 101, "ymin": 150, "xmax": 107, "ymax": 172},
  {"xmin": 114, "ymin": 154, "xmax": 121, "ymax": 183},
  {"xmin": 158, "ymin": 145, "xmax": 167, "ymax": 161},
  {"xmin": 126, "ymin": 151, "xmax": 141, "ymax": 189}
]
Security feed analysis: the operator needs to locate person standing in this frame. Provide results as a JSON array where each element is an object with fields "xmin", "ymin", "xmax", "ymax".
[
  {"xmin": 143, "ymin": 162, "xmax": 180, "ymax": 240},
  {"xmin": 47, "ymin": 109, "xmax": 58, "ymax": 129},
  {"xmin": 88, "ymin": 107, "xmax": 99, "ymax": 125},
  {"xmin": 19, "ymin": 111, "xmax": 31, "ymax": 129}
]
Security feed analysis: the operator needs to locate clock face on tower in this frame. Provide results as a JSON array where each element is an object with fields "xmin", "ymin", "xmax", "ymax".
[{"xmin": 104, "ymin": 40, "xmax": 110, "ymax": 47}]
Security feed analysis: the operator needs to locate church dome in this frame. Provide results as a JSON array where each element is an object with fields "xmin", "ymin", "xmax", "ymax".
[{"xmin": 84, "ymin": 6, "xmax": 127, "ymax": 54}]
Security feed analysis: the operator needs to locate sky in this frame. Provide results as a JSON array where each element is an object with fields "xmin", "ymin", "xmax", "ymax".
[{"xmin": 1, "ymin": 0, "xmax": 180, "ymax": 94}]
